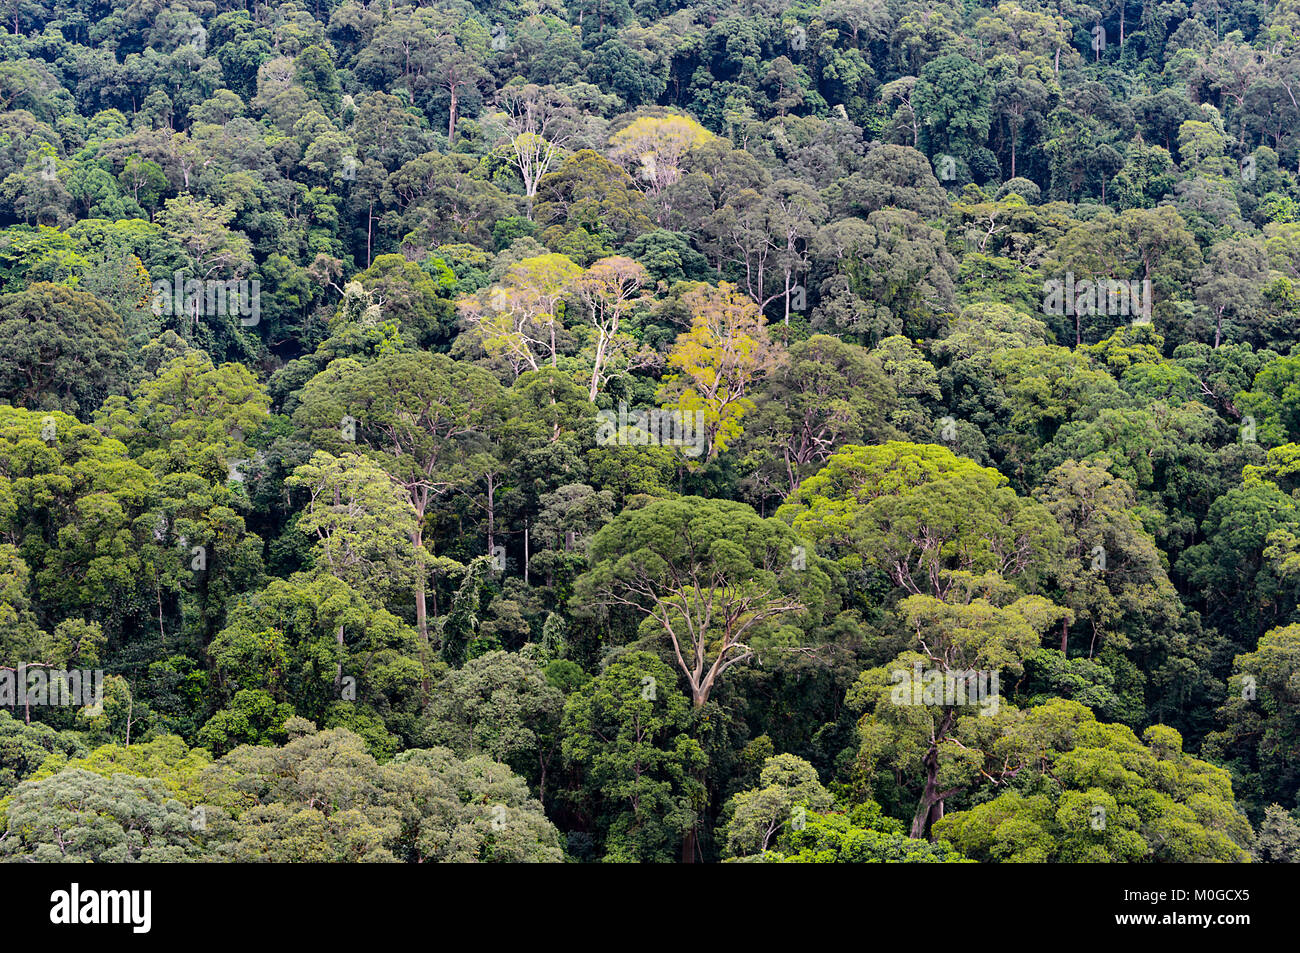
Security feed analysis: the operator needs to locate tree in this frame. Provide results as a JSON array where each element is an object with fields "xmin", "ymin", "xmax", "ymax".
[
  {"xmin": 574, "ymin": 496, "xmax": 830, "ymax": 709},
  {"xmin": 881, "ymin": 78, "xmax": 922, "ymax": 148},
  {"xmin": 1253, "ymin": 805, "xmax": 1300, "ymax": 862},
  {"xmin": 0, "ymin": 768, "xmax": 213, "ymax": 862},
  {"xmin": 206, "ymin": 573, "xmax": 420, "ymax": 730},
  {"xmin": 853, "ymin": 588, "xmax": 1070, "ymax": 837},
  {"xmin": 560, "ymin": 652, "xmax": 706, "ymax": 862},
  {"xmin": 458, "ymin": 253, "xmax": 583, "ymax": 378},
  {"xmin": 206, "ymin": 721, "xmax": 563, "ymax": 862},
  {"xmin": 0, "ymin": 283, "xmax": 129, "ymax": 418},
  {"xmin": 97, "ymin": 349, "xmax": 270, "ymax": 481},
  {"xmin": 1034, "ymin": 460, "xmax": 1181, "ymax": 658},
  {"xmin": 720, "ymin": 753, "xmax": 833, "ymax": 857},
  {"xmin": 534, "ymin": 149, "xmax": 653, "ymax": 251},
  {"xmin": 286, "ymin": 450, "xmax": 420, "ymax": 684},
  {"xmin": 814, "ymin": 210, "xmax": 957, "ymax": 344},
  {"xmin": 422, "ymin": 650, "xmax": 564, "ymax": 795},
  {"xmin": 761, "ymin": 803, "xmax": 969, "ymax": 862},
  {"xmin": 932, "ymin": 702, "xmax": 1252, "ymax": 862},
  {"xmin": 1203, "ymin": 624, "xmax": 1300, "ymax": 813},
  {"xmin": 657, "ymin": 282, "xmax": 785, "ymax": 458},
  {"xmin": 780, "ymin": 441, "xmax": 1062, "ymax": 600},
  {"xmin": 574, "ymin": 255, "xmax": 650, "ymax": 400},
  {"xmin": 1196, "ymin": 235, "xmax": 1270, "ymax": 348},
  {"xmin": 493, "ymin": 84, "xmax": 579, "ymax": 219},
  {"xmin": 608, "ymin": 113, "xmax": 717, "ymax": 221},
  {"xmin": 845, "ymin": 144, "xmax": 948, "ymax": 218},
  {"xmin": 1048, "ymin": 206, "xmax": 1200, "ymax": 345},
  {"xmin": 991, "ymin": 72, "xmax": 1050, "ymax": 181},
  {"xmin": 156, "ymin": 194, "xmax": 254, "ymax": 283},
  {"xmin": 0, "ymin": 710, "xmax": 85, "ymax": 798},
  {"xmin": 293, "ymin": 353, "xmax": 505, "ymax": 649},
  {"xmin": 913, "ymin": 53, "xmax": 991, "ymax": 158},
  {"xmin": 739, "ymin": 334, "xmax": 898, "ymax": 503}
]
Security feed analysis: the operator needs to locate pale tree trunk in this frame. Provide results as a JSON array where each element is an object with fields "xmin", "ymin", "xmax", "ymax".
[
  {"xmin": 485, "ymin": 474, "xmax": 496, "ymax": 555},
  {"xmin": 412, "ymin": 519, "xmax": 430, "ymax": 702},
  {"xmin": 334, "ymin": 623, "xmax": 345, "ymax": 693},
  {"xmin": 366, "ymin": 200, "xmax": 374, "ymax": 267}
]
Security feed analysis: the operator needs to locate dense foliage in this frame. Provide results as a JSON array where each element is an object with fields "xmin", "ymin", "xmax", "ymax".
[{"xmin": 2, "ymin": 0, "xmax": 1299, "ymax": 863}]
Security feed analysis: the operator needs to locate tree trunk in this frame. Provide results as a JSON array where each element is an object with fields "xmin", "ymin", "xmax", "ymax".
[
  {"xmin": 910, "ymin": 743, "xmax": 944, "ymax": 839},
  {"xmin": 910, "ymin": 709, "xmax": 955, "ymax": 839},
  {"xmin": 681, "ymin": 826, "xmax": 698, "ymax": 863},
  {"xmin": 413, "ymin": 525, "xmax": 430, "ymax": 653},
  {"xmin": 366, "ymin": 200, "xmax": 374, "ymax": 268},
  {"xmin": 334, "ymin": 622, "xmax": 345, "ymax": 693}
]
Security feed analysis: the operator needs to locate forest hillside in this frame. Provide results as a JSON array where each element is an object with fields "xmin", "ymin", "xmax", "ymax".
[{"xmin": 0, "ymin": 0, "xmax": 1298, "ymax": 865}]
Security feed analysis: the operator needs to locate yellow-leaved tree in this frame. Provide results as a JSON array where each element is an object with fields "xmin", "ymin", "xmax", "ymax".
[
  {"xmin": 657, "ymin": 282, "xmax": 785, "ymax": 459},
  {"xmin": 457, "ymin": 252, "xmax": 583, "ymax": 378},
  {"xmin": 608, "ymin": 113, "xmax": 716, "ymax": 220}
]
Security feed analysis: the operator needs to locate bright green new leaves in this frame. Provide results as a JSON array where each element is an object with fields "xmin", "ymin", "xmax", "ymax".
[
  {"xmin": 780, "ymin": 441, "xmax": 1060, "ymax": 599},
  {"xmin": 850, "ymin": 590, "xmax": 1069, "ymax": 837},
  {"xmin": 720, "ymin": 753, "xmax": 833, "ymax": 858},
  {"xmin": 761, "ymin": 803, "xmax": 970, "ymax": 863},
  {"xmin": 0, "ymin": 406, "xmax": 170, "ymax": 634},
  {"xmin": 898, "ymin": 590, "xmax": 1070, "ymax": 675},
  {"xmin": 96, "ymin": 349, "xmax": 270, "ymax": 481},
  {"xmin": 656, "ymin": 282, "xmax": 784, "ymax": 459},
  {"xmin": 1237, "ymin": 351, "xmax": 1300, "ymax": 447},
  {"xmin": 934, "ymin": 701, "xmax": 1252, "ymax": 863}
]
